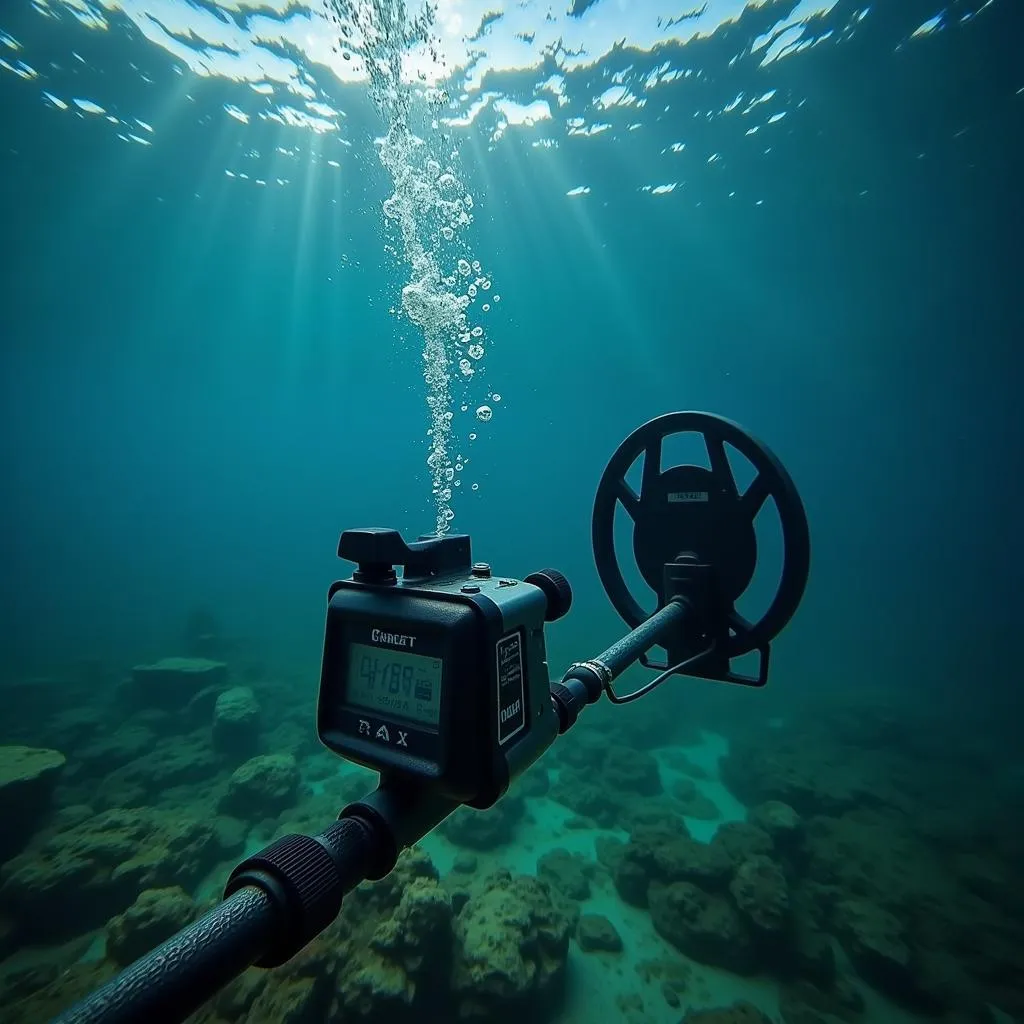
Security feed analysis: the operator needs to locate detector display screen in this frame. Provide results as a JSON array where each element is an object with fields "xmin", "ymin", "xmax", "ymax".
[{"xmin": 345, "ymin": 643, "xmax": 443, "ymax": 727}]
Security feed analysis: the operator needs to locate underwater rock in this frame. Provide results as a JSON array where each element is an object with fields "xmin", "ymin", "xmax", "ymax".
[
  {"xmin": 105, "ymin": 886, "xmax": 198, "ymax": 966},
  {"xmin": 250, "ymin": 975, "xmax": 321, "ymax": 1024},
  {"xmin": 595, "ymin": 834, "xmax": 626, "ymax": 875},
  {"xmin": 620, "ymin": 797, "xmax": 689, "ymax": 833},
  {"xmin": 212, "ymin": 685, "xmax": 262, "ymax": 759},
  {"xmin": 369, "ymin": 875, "xmax": 453, "ymax": 970},
  {"xmin": 92, "ymin": 732, "xmax": 221, "ymax": 808},
  {"xmin": 439, "ymin": 792, "xmax": 525, "ymax": 851},
  {"xmin": 750, "ymin": 800, "xmax": 803, "ymax": 853},
  {"xmin": 45, "ymin": 706, "xmax": 109, "ymax": 753},
  {"xmin": 2, "ymin": 961, "xmax": 118, "ymax": 1024},
  {"xmin": 832, "ymin": 899, "xmax": 923, "ymax": 1007},
  {"xmin": 615, "ymin": 821, "xmax": 734, "ymax": 908},
  {"xmin": 331, "ymin": 849, "xmax": 454, "ymax": 1019},
  {"xmin": 0, "ymin": 806, "xmax": 234, "ymax": 941},
  {"xmin": 649, "ymin": 880, "xmax": 756, "ymax": 974},
  {"xmin": 452, "ymin": 871, "xmax": 576, "ymax": 1021},
  {"xmin": 0, "ymin": 745, "xmax": 66, "ymax": 861},
  {"xmin": 577, "ymin": 913, "xmax": 623, "ymax": 952},
  {"xmin": 549, "ymin": 771, "xmax": 623, "ymax": 827},
  {"xmin": 730, "ymin": 855, "xmax": 790, "ymax": 936},
  {"xmin": 537, "ymin": 847, "xmax": 592, "ymax": 901},
  {"xmin": 681, "ymin": 1001, "xmax": 773, "ymax": 1024},
  {"xmin": 604, "ymin": 744, "xmax": 663, "ymax": 796},
  {"xmin": 123, "ymin": 657, "xmax": 229, "ymax": 711},
  {"xmin": 789, "ymin": 895, "xmax": 837, "ymax": 988},
  {"xmin": 74, "ymin": 724, "xmax": 156, "ymax": 776},
  {"xmin": 710, "ymin": 821, "xmax": 775, "ymax": 870},
  {"xmin": 722, "ymin": 731, "xmax": 880, "ymax": 818},
  {"xmin": 219, "ymin": 752, "xmax": 300, "ymax": 818},
  {"xmin": 558, "ymin": 729, "xmax": 609, "ymax": 770}
]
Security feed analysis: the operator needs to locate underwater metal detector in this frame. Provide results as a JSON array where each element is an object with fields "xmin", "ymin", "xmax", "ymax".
[{"xmin": 54, "ymin": 411, "xmax": 810, "ymax": 1024}]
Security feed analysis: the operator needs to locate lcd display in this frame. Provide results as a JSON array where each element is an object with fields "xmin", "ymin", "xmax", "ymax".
[{"xmin": 345, "ymin": 643, "xmax": 443, "ymax": 727}]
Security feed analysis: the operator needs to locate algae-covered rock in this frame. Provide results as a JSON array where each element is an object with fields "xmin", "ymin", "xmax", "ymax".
[
  {"xmin": 212, "ymin": 686, "xmax": 262, "ymax": 758},
  {"xmin": 649, "ymin": 880, "xmax": 756, "ymax": 974},
  {"xmin": 439, "ymin": 792, "xmax": 525, "ymax": 851},
  {"xmin": 730, "ymin": 855, "xmax": 790, "ymax": 934},
  {"xmin": 219, "ymin": 753, "xmax": 300, "ymax": 818},
  {"xmin": 452, "ymin": 871, "xmax": 576, "ymax": 1019},
  {"xmin": 750, "ymin": 801, "xmax": 804, "ymax": 854},
  {"xmin": 124, "ymin": 657, "xmax": 228, "ymax": 710},
  {"xmin": 577, "ymin": 913, "xmax": 623, "ymax": 952},
  {"xmin": 710, "ymin": 821, "xmax": 775, "ymax": 869},
  {"xmin": 537, "ymin": 847, "xmax": 592, "ymax": 901},
  {"xmin": 2, "ymin": 961, "xmax": 118, "ymax": 1024},
  {"xmin": 106, "ymin": 886, "xmax": 198, "ymax": 966},
  {"xmin": 832, "ymin": 899, "xmax": 918, "ymax": 1004},
  {"xmin": 0, "ymin": 806, "xmax": 237, "ymax": 941},
  {"xmin": 0, "ymin": 746, "xmax": 66, "ymax": 861}
]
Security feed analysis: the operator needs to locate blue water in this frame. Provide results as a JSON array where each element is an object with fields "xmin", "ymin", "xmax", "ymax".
[{"xmin": 0, "ymin": 1, "xmax": 1021, "ymax": 1022}]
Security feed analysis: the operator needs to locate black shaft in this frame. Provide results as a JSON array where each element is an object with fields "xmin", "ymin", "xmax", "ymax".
[
  {"xmin": 52, "ymin": 886, "xmax": 277, "ymax": 1024},
  {"xmin": 593, "ymin": 599, "xmax": 690, "ymax": 676},
  {"xmin": 551, "ymin": 600, "xmax": 692, "ymax": 731}
]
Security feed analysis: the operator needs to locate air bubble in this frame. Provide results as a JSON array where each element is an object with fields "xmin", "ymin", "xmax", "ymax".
[
  {"xmin": 493, "ymin": 294, "xmax": 501, "ymax": 302},
  {"xmin": 475, "ymin": 405, "xmax": 492, "ymax": 422},
  {"xmin": 469, "ymin": 432, "xmax": 477, "ymax": 440},
  {"xmin": 482, "ymin": 303, "xmax": 490, "ymax": 312},
  {"xmin": 471, "ymin": 482, "xmax": 479, "ymax": 490}
]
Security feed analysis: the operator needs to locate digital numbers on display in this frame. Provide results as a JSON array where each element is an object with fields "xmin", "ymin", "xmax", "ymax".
[{"xmin": 345, "ymin": 643, "xmax": 442, "ymax": 727}]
